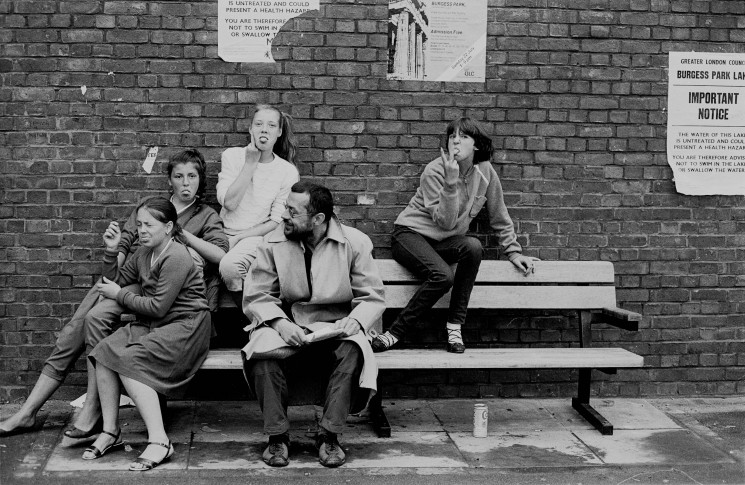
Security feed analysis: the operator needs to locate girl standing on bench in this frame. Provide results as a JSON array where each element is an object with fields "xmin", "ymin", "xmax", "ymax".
[
  {"xmin": 0, "ymin": 149, "xmax": 228, "ymax": 438},
  {"xmin": 217, "ymin": 104, "xmax": 300, "ymax": 308},
  {"xmin": 84, "ymin": 197, "xmax": 211, "ymax": 471},
  {"xmin": 372, "ymin": 117, "xmax": 537, "ymax": 354}
]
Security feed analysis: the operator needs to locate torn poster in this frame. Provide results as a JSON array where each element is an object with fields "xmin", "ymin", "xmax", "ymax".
[
  {"xmin": 667, "ymin": 52, "xmax": 745, "ymax": 195},
  {"xmin": 387, "ymin": 0, "xmax": 486, "ymax": 82},
  {"xmin": 218, "ymin": 0, "xmax": 319, "ymax": 63}
]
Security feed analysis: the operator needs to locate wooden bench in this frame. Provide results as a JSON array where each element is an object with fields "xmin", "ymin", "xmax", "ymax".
[{"xmin": 204, "ymin": 259, "xmax": 643, "ymax": 437}]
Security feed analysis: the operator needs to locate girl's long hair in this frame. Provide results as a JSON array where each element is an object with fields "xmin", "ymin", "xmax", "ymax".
[
  {"xmin": 165, "ymin": 148, "xmax": 207, "ymax": 212},
  {"xmin": 252, "ymin": 104, "xmax": 298, "ymax": 164},
  {"xmin": 136, "ymin": 197, "xmax": 186, "ymax": 245}
]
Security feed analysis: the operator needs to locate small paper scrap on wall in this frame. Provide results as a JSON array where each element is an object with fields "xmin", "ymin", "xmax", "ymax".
[{"xmin": 143, "ymin": 147, "xmax": 158, "ymax": 174}]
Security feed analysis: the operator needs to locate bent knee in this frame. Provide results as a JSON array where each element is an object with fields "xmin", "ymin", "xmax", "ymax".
[
  {"xmin": 218, "ymin": 252, "xmax": 239, "ymax": 277},
  {"xmin": 84, "ymin": 301, "xmax": 121, "ymax": 328},
  {"xmin": 219, "ymin": 254, "xmax": 244, "ymax": 290},
  {"xmin": 427, "ymin": 267, "xmax": 455, "ymax": 288},
  {"xmin": 463, "ymin": 237, "xmax": 484, "ymax": 259}
]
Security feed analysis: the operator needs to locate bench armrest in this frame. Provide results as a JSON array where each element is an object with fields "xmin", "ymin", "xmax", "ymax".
[{"xmin": 591, "ymin": 307, "xmax": 641, "ymax": 331}]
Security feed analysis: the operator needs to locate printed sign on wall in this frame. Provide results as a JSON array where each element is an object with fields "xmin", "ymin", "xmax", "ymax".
[
  {"xmin": 667, "ymin": 52, "xmax": 745, "ymax": 195},
  {"xmin": 218, "ymin": 0, "xmax": 319, "ymax": 63},
  {"xmin": 387, "ymin": 0, "xmax": 487, "ymax": 82}
]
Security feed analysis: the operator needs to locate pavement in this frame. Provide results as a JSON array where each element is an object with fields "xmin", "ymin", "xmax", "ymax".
[{"xmin": 0, "ymin": 396, "xmax": 743, "ymax": 485}]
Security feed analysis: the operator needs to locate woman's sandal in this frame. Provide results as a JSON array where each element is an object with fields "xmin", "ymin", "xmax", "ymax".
[
  {"xmin": 81, "ymin": 429, "xmax": 123, "ymax": 460},
  {"xmin": 129, "ymin": 440, "xmax": 174, "ymax": 471},
  {"xmin": 64, "ymin": 417, "xmax": 103, "ymax": 439}
]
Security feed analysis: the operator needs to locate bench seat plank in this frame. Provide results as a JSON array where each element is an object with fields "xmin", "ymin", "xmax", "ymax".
[
  {"xmin": 384, "ymin": 285, "xmax": 618, "ymax": 310},
  {"xmin": 377, "ymin": 260, "xmax": 616, "ymax": 284},
  {"xmin": 201, "ymin": 347, "xmax": 643, "ymax": 371},
  {"xmin": 375, "ymin": 348, "xmax": 643, "ymax": 369}
]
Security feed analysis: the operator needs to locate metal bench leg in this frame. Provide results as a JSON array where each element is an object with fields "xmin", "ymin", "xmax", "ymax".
[
  {"xmin": 573, "ymin": 311, "xmax": 613, "ymax": 435},
  {"xmin": 572, "ymin": 368, "xmax": 613, "ymax": 435},
  {"xmin": 369, "ymin": 388, "xmax": 391, "ymax": 438}
]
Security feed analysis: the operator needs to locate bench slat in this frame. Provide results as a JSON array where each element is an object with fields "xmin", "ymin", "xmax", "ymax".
[
  {"xmin": 201, "ymin": 347, "xmax": 643, "ymax": 371},
  {"xmin": 377, "ymin": 260, "xmax": 616, "ymax": 284},
  {"xmin": 384, "ymin": 285, "xmax": 618, "ymax": 310}
]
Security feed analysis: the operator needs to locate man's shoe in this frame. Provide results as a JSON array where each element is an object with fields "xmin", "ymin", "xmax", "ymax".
[
  {"xmin": 447, "ymin": 341, "xmax": 466, "ymax": 353},
  {"xmin": 262, "ymin": 433, "xmax": 289, "ymax": 467},
  {"xmin": 317, "ymin": 431, "xmax": 345, "ymax": 467}
]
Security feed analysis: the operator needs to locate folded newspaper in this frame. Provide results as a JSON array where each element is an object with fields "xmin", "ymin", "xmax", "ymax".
[{"xmin": 301, "ymin": 323, "xmax": 343, "ymax": 344}]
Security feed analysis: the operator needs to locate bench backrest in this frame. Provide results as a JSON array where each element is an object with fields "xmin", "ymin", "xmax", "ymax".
[{"xmin": 377, "ymin": 260, "xmax": 619, "ymax": 310}]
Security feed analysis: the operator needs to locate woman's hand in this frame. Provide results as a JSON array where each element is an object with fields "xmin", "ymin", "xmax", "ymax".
[
  {"xmin": 440, "ymin": 147, "xmax": 460, "ymax": 186},
  {"xmin": 102, "ymin": 221, "xmax": 121, "ymax": 251},
  {"xmin": 97, "ymin": 276, "xmax": 121, "ymax": 299},
  {"xmin": 245, "ymin": 142, "xmax": 261, "ymax": 166},
  {"xmin": 511, "ymin": 255, "xmax": 540, "ymax": 276}
]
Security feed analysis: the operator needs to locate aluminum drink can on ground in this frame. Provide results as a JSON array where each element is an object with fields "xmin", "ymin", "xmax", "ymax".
[{"xmin": 473, "ymin": 403, "xmax": 488, "ymax": 437}]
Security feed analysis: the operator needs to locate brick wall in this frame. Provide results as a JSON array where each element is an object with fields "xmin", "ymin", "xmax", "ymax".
[{"xmin": 2, "ymin": 0, "xmax": 745, "ymax": 401}]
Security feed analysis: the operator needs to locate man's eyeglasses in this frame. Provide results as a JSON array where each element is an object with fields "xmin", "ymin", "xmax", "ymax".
[{"xmin": 284, "ymin": 203, "xmax": 313, "ymax": 219}]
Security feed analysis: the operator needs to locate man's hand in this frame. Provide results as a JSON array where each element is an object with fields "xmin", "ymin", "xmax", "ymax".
[
  {"xmin": 273, "ymin": 319, "xmax": 307, "ymax": 347},
  {"xmin": 511, "ymin": 255, "xmax": 540, "ymax": 275},
  {"xmin": 333, "ymin": 317, "xmax": 362, "ymax": 338},
  {"xmin": 440, "ymin": 147, "xmax": 460, "ymax": 187},
  {"xmin": 96, "ymin": 276, "xmax": 121, "ymax": 299}
]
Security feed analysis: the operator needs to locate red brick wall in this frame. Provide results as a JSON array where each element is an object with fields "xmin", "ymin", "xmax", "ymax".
[{"xmin": 2, "ymin": 0, "xmax": 745, "ymax": 401}]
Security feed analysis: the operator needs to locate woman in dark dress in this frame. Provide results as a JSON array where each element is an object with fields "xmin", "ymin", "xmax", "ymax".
[{"xmin": 82, "ymin": 198, "xmax": 211, "ymax": 471}]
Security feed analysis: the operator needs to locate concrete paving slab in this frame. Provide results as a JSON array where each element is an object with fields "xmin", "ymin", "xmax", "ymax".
[
  {"xmin": 546, "ymin": 398, "xmax": 681, "ymax": 431},
  {"xmin": 4, "ymin": 397, "xmax": 744, "ymax": 483},
  {"xmin": 448, "ymin": 429, "xmax": 603, "ymax": 468},
  {"xmin": 342, "ymin": 432, "xmax": 468, "ymax": 468},
  {"xmin": 189, "ymin": 431, "xmax": 468, "ymax": 469},
  {"xmin": 193, "ymin": 401, "xmax": 317, "ymax": 442},
  {"xmin": 574, "ymin": 428, "xmax": 735, "ymax": 465},
  {"xmin": 3, "ymin": 402, "xmax": 71, "ymax": 480},
  {"xmin": 103, "ymin": 405, "xmax": 194, "ymax": 443},
  {"xmin": 655, "ymin": 396, "xmax": 745, "ymax": 414},
  {"xmin": 691, "ymin": 410, "xmax": 745, "ymax": 463},
  {"xmin": 429, "ymin": 398, "xmax": 563, "ymax": 432},
  {"xmin": 346, "ymin": 399, "xmax": 443, "ymax": 433},
  {"xmin": 45, "ymin": 439, "xmax": 187, "ymax": 472},
  {"xmin": 189, "ymin": 438, "xmax": 282, "ymax": 469}
]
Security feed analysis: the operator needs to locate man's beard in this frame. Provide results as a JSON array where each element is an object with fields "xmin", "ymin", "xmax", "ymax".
[{"xmin": 284, "ymin": 224, "xmax": 313, "ymax": 241}]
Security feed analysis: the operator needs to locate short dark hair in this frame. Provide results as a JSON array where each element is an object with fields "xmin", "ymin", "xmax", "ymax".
[
  {"xmin": 444, "ymin": 117, "xmax": 494, "ymax": 163},
  {"xmin": 291, "ymin": 181, "xmax": 334, "ymax": 222},
  {"xmin": 166, "ymin": 149, "xmax": 207, "ymax": 201}
]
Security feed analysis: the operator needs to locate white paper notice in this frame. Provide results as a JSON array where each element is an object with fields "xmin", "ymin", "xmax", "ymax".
[
  {"xmin": 667, "ymin": 52, "xmax": 745, "ymax": 195},
  {"xmin": 387, "ymin": 0, "xmax": 487, "ymax": 82},
  {"xmin": 142, "ymin": 147, "xmax": 158, "ymax": 174},
  {"xmin": 218, "ymin": 0, "xmax": 319, "ymax": 63}
]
